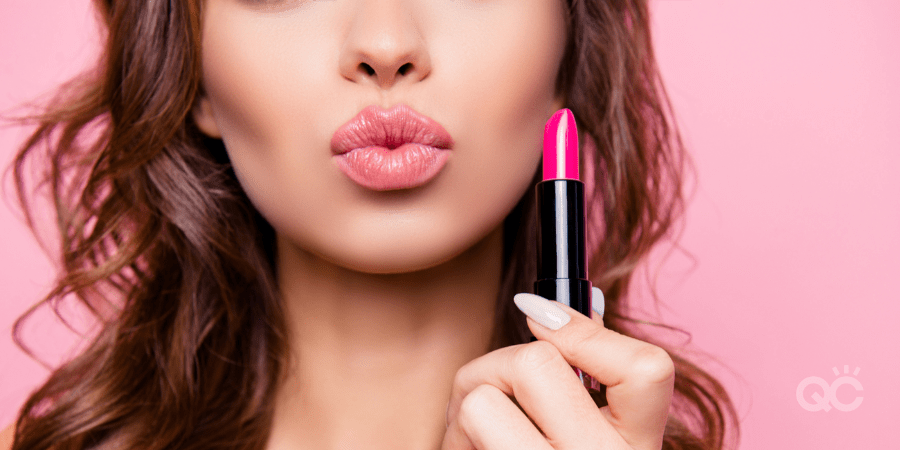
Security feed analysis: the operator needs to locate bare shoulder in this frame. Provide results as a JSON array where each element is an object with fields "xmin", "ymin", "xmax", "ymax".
[{"xmin": 0, "ymin": 423, "xmax": 14, "ymax": 450}]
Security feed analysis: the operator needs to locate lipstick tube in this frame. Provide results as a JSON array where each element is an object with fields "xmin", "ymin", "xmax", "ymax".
[
  {"xmin": 535, "ymin": 181, "xmax": 591, "ymax": 314},
  {"xmin": 534, "ymin": 108, "xmax": 599, "ymax": 392}
]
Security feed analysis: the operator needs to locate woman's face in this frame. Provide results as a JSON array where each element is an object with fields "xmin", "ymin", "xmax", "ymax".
[{"xmin": 192, "ymin": 0, "xmax": 567, "ymax": 274}]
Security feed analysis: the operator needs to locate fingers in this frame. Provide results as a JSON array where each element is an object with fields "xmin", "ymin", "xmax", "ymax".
[
  {"xmin": 517, "ymin": 293, "xmax": 675, "ymax": 450},
  {"xmin": 591, "ymin": 286, "xmax": 606, "ymax": 321},
  {"xmin": 445, "ymin": 341, "xmax": 625, "ymax": 449},
  {"xmin": 442, "ymin": 384, "xmax": 553, "ymax": 450}
]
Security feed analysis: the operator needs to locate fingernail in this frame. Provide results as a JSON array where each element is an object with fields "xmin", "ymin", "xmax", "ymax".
[
  {"xmin": 591, "ymin": 287, "xmax": 605, "ymax": 318},
  {"xmin": 513, "ymin": 293, "xmax": 571, "ymax": 330}
]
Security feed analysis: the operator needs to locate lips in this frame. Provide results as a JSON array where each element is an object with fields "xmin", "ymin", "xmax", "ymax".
[
  {"xmin": 331, "ymin": 104, "xmax": 454, "ymax": 155},
  {"xmin": 331, "ymin": 104, "xmax": 454, "ymax": 191}
]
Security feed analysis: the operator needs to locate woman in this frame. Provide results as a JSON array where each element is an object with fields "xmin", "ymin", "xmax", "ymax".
[{"xmin": 3, "ymin": 0, "xmax": 739, "ymax": 448}]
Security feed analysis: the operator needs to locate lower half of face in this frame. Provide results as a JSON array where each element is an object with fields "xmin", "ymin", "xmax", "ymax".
[{"xmin": 195, "ymin": 0, "xmax": 567, "ymax": 274}]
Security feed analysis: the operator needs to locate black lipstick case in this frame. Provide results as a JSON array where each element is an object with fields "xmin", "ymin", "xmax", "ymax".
[{"xmin": 534, "ymin": 178, "xmax": 592, "ymax": 316}]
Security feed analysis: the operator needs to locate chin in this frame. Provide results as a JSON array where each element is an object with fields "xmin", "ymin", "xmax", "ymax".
[
  {"xmin": 315, "ymin": 233, "xmax": 477, "ymax": 275},
  {"xmin": 282, "ymin": 214, "xmax": 502, "ymax": 276}
]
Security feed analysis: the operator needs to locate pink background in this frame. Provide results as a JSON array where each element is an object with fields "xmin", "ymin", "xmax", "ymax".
[{"xmin": 2, "ymin": 0, "xmax": 898, "ymax": 448}]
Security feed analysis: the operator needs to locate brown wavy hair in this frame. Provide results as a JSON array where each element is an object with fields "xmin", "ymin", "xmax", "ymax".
[{"xmin": 3, "ymin": 0, "xmax": 741, "ymax": 448}]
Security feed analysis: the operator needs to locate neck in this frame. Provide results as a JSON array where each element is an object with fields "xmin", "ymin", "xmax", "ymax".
[{"xmin": 267, "ymin": 226, "xmax": 503, "ymax": 450}]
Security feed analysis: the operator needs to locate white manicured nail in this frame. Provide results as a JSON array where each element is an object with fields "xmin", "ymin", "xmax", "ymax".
[
  {"xmin": 514, "ymin": 293, "xmax": 571, "ymax": 330},
  {"xmin": 591, "ymin": 287, "xmax": 605, "ymax": 318}
]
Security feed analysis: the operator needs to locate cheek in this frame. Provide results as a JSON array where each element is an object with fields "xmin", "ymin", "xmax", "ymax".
[
  {"xmin": 197, "ymin": 4, "xmax": 337, "ymax": 220},
  {"xmin": 439, "ymin": 1, "xmax": 567, "ymax": 117},
  {"xmin": 438, "ymin": 5, "xmax": 567, "ymax": 215},
  {"xmin": 198, "ymin": 4, "xmax": 333, "ymax": 164},
  {"xmin": 445, "ymin": 5, "xmax": 565, "ymax": 137},
  {"xmin": 200, "ymin": 10, "xmax": 276, "ymax": 153}
]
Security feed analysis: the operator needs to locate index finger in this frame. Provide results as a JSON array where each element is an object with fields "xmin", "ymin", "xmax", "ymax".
[
  {"xmin": 445, "ymin": 341, "xmax": 622, "ymax": 448},
  {"xmin": 516, "ymin": 292, "xmax": 675, "ymax": 450}
]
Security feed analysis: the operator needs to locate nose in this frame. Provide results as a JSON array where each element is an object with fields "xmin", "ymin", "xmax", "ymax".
[{"xmin": 338, "ymin": 0, "xmax": 431, "ymax": 90}]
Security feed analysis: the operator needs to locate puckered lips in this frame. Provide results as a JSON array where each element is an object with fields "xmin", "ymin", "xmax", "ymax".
[{"xmin": 331, "ymin": 104, "xmax": 454, "ymax": 191}]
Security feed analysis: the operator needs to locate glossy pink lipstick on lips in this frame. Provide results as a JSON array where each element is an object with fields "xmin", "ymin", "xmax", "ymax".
[
  {"xmin": 535, "ymin": 108, "xmax": 598, "ymax": 392},
  {"xmin": 331, "ymin": 104, "xmax": 454, "ymax": 191}
]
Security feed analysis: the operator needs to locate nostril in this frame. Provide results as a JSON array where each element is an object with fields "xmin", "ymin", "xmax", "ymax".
[
  {"xmin": 360, "ymin": 63, "xmax": 375, "ymax": 76},
  {"xmin": 398, "ymin": 62, "xmax": 412, "ymax": 76}
]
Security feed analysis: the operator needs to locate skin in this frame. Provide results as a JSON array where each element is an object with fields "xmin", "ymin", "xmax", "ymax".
[{"xmin": 189, "ymin": 0, "xmax": 675, "ymax": 450}]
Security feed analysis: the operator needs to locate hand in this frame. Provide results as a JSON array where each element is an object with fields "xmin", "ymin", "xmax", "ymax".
[{"xmin": 442, "ymin": 288, "xmax": 674, "ymax": 450}]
